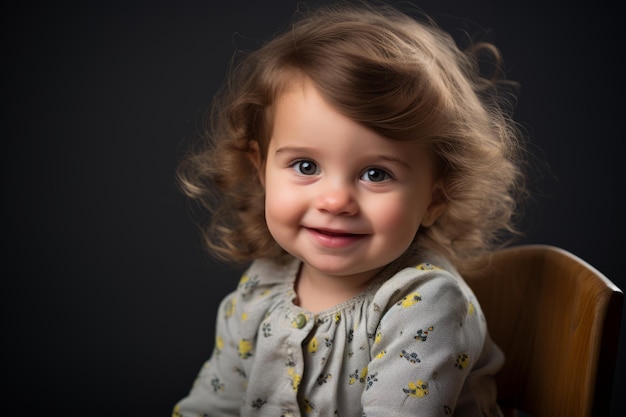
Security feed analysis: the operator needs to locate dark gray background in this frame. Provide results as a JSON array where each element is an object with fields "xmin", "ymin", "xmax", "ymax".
[{"xmin": 5, "ymin": 0, "xmax": 624, "ymax": 415}]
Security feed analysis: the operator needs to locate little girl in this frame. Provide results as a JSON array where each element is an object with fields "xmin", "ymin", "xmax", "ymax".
[{"xmin": 174, "ymin": 2, "xmax": 528, "ymax": 416}]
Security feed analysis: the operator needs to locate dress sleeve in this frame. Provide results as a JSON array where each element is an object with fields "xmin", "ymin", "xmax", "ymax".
[
  {"xmin": 362, "ymin": 269, "xmax": 486, "ymax": 416},
  {"xmin": 173, "ymin": 291, "xmax": 247, "ymax": 417}
]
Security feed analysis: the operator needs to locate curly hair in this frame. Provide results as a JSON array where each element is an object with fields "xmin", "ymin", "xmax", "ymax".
[{"xmin": 177, "ymin": 1, "xmax": 529, "ymax": 274}]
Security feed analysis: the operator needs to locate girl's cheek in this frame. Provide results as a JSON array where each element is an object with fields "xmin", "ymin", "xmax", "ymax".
[
  {"xmin": 367, "ymin": 195, "xmax": 422, "ymax": 233},
  {"xmin": 265, "ymin": 186, "xmax": 302, "ymax": 215}
]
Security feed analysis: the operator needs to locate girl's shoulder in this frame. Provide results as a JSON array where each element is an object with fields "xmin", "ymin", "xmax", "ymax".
[
  {"xmin": 222, "ymin": 257, "xmax": 300, "ymax": 322},
  {"xmin": 369, "ymin": 251, "xmax": 482, "ymax": 321},
  {"xmin": 235, "ymin": 257, "xmax": 300, "ymax": 299}
]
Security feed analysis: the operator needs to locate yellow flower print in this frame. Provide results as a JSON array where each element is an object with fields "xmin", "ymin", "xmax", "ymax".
[
  {"xmin": 455, "ymin": 353, "xmax": 469, "ymax": 370},
  {"xmin": 307, "ymin": 337, "xmax": 318, "ymax": 353},
  {"xmin": 468, "ymin": 300, "xmax": 475, "ymax": 316},
  {"xmin": 287, "ymin": 367, "xmax": 302, "ymax": 391},
  {"xmin": 360, "ymin": 367, "xmax": 368, "ymax": 382},
  {"xmin": 238, "ymin": 274, "xmax": 249, "ymax": 286},
  {"xmin": 349, "ymin": 367, "xmax": 368, "ymax": 384},
  {"xmin": 172, "ymin": 404, "xmax": 182, "ymax": 417},
  {"xmin": 403, "ymin": 380, "xmax": 429, "ymax": 397},
  {"xmin": 375, "ymin": 350, "xmax": 386, "ymax": 359},
  {"xmin": 374, "ymin": 331, "xmax": 382, "ymax": 344},
  {"xmin": 397, "ymin": 292, "xmax": 422, "ymax": 308},
  {"xmin": 238, "ymin": 339, "xmax": 253, "ymax": 359},
  {"xmin": 242, "ymin": 311, "xmax": 248, "ymax": 321},
  {"xmin": 415, "ymin": 263, "xmax": 442, "ymax": 271},
  {"xmin": 215, "ymin": 336, "xmax": 224, "ymax": 353},
  {"xmin": 334, "ymin": 311, "xmax": 341, "ymax": 323}
]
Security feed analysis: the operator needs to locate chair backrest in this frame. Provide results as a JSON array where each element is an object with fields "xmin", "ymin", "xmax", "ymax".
[{"xmin": 465, "ymin": 244, "xmax": 623, "ymax": 417}]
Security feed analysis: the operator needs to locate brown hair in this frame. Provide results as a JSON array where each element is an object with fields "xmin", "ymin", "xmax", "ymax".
[{"xmin": 177, "ymin": 2, "xmax": 529, "ymax": 274}]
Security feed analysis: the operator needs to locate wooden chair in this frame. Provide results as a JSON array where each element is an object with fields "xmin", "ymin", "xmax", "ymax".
[{"xmin": 465, "ymin": 244, "xmax": 623, "ymax": 417}]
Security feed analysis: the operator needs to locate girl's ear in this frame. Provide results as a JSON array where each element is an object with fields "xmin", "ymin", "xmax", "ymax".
[
  {"xmin": 248, "ymin": 140, "xmax": 265, "ymax": 186},
  {"xmin": 421, "ymin": 181, "xmax": 447, "ymax": 227}
]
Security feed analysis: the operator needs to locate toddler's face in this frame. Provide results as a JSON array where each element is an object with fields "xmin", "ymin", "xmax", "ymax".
[{"xmin": 257, "ymin": 77, "xmax": 445, "ymax": 286}]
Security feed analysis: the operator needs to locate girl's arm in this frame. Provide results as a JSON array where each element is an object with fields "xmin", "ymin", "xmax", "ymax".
[{"xmin": 362, "ymin": 272, "xmax": 498, "ymax": 416}]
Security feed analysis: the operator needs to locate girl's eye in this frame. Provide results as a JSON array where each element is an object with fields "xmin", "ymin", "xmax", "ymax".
[
  {"xmin": 292, "ymin": 160, "xmax": 319, "ymax": 176},
  {"xmin": 361, "ymin": 168, "xmax": 391, "ymax": 183}
]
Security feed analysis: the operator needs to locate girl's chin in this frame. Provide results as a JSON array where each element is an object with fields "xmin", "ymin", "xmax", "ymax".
[{"xmin": 299, "ymin": 258, "xmax": 384, "ymax": 281}]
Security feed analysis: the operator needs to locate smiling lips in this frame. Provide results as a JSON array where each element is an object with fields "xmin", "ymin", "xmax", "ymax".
[{"xmin": 306, "ymin": 227, "xmax": 367, "ymax": 248}]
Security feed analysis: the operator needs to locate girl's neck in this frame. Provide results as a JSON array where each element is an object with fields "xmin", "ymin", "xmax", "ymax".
[{"xmin": 293, "ymin": 264, "xmax": 382, "ymax": 313}]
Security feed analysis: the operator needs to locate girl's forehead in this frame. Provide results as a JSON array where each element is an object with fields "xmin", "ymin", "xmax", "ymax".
[
  {"xmin": 268, "ymin": 79, "xmax": 434, "ymax": 160},
  {"xmin": 270, "ymin": 75, "xmax": 427, "ymax": 138}
]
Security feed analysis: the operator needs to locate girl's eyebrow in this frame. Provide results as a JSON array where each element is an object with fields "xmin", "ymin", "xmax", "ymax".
[
  {"xmin": 275, "ymin": 146, "xmax": 411, "ymax": 169},
  {"xmin": 376, "ymin": 155, "xmax": 411, "ymax": 170},
  {"xmin": 274, "ymin": 146, "xmax": 315, "ymax": 155},
  {"xmin": 273, "ymin": 146, "xmax": 325, "ymax": 161}
]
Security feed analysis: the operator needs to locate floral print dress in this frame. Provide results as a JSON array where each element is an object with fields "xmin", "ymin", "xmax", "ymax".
[{"xmin": 174, "ymin": 251, "xmax": 504, "ymax": 417}]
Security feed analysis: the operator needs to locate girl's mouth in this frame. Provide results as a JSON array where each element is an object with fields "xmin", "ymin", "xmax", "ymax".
[{"xmin": 306, "ymin": 227, "xmax": 367, "ymax": 248}]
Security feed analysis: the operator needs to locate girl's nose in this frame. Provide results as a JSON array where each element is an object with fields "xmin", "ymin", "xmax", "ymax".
[{"xmin": 314, "ymin": 182, "xmax": 358, "ymax": 216}]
